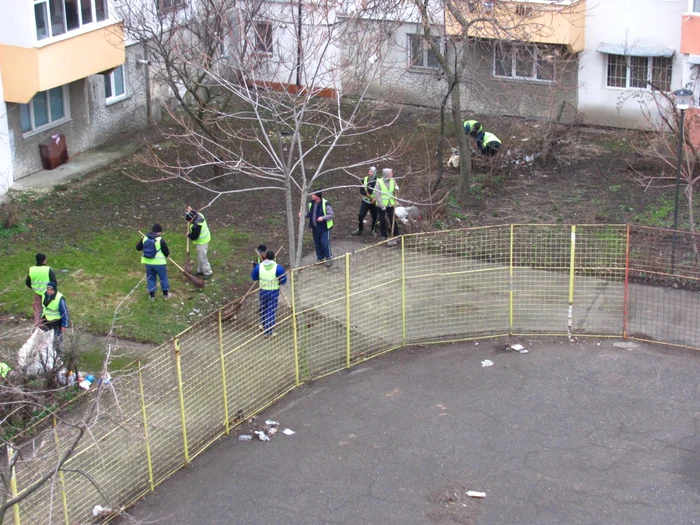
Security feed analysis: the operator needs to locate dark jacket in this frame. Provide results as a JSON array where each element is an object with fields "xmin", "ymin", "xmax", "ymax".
[{"xmin": 136, "ymin": 232, "xmax": 170, "ymax": 257}]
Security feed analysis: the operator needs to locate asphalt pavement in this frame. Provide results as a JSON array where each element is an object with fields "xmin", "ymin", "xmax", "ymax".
[{"xmin": 118, "ymin": 337, "xmax": 700, "ymax": 525}]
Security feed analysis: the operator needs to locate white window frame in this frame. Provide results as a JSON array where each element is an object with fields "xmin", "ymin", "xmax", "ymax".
[
  {"xmin": 105, "ymin": 65, "xmax": 127, "ymax": 104},
  {"xmin": 19, "ymin": 86, "xmax": 70, "ymax": 137},
  {"xmin": 605, "ymin": 54, "xmax": 673, "ymax": 92},
  {"xmin": 33, "ymin": 0, "xmax": 109, "ymax": 42},
  {"xmin": 493, "ymin": 42, "xmax": 556, "ymax": 83},
  {"xmin": 408, "ymin": 34, "xmax": 442, "ymax": 70},
  {"xmin": 254, "ymin": 21, "xmax": 273, "ymax": 55}
]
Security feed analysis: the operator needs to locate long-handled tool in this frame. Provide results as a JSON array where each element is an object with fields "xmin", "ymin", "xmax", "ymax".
[
  {"xmin": 230, "ymin": 246, "xmax": 284, "ymax": 315},
  {"xmin": 139, "ymin": 230, "xmax": 205, "ymax": 288},
  {"xmin": 168, "ymin": 257, "xmax": 206, "ymax": 288}
]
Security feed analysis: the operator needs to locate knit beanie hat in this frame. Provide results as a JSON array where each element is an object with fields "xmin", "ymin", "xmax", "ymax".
[
  {"xmin": 152, "ymin": 224, "xmax": 163, "ymax": 233},
  {"xmin": 47, "ymin": 281, "xmax": 57, "ymax": 291},
  {"xmin": 36, "ymin": 253, "xmax": 47, "ymax": 264},
  {"xmin": 185, "ymin": 211, "xmax": 196, "ymax": 221},
  {"xmin": 256, "ymin": 245, "xmax": 267, "ymax": 255}
]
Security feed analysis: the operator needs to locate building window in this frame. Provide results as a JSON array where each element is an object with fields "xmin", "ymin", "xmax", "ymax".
[
  {"xmin": 494, "ymin": 42, "xmax": 556, "ymax": 82},
  {"xmin": 409, "ymin": 34, "xmax": 441, "ymax": 69},
  {"xmin": 19, "ymin": 87, "xmax": 68, "ymax": 133},
  {"xmin": 606, "ymin": 54, "xmax": 672, "ymax": 91},
  {"xmin": 157, "ymin": 0, "xmax": 186, "ymax": 13},
  {"xmin": 34, "ymin": 0, "xmax": 108, "ymax": 41},
  {"xmin": 255, "ymin": 21, "xmax": 273, "ymax": 54},
  {"xmin": 694, "ymin": 0, "xmax": 700, "ymax": 13},
  {"xmin": 105, "ymin": 65, "xmax": 126, "ymax": 103}
]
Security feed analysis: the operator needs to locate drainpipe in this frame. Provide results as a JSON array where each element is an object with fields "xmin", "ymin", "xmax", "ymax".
[{"xmin": 141, "ymin": 41, "xmax": 152, "ymax": 124}]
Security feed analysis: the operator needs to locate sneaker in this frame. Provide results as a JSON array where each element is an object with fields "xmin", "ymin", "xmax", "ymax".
[
  {"xmin": 324, "ymin": 259, "xmax": 333, "ymax": 267},
  {"xmin": 259, "ymin": 323, "xmax": 264, "ymax": 332},
  {"xmin": 149, "ymin": 296, "xmax": 155, "ymax": 302},
  {"xmin": 266, "ymin": 331, "xmax": 277, "ymax": 337},
  {"xmin": 387, "ymin": 239, "xmax": 397, "ymax": 247},
  {"xmin": 163, "ymin": 294, "xmax": 171, "ymax": 300},
  {"xmin": 203, "ymin": 273, "xmax": 213, "ymax": 280},
  {"xmin": 351, "ymin": 229, "xmax": 362, "ymax": 236}
]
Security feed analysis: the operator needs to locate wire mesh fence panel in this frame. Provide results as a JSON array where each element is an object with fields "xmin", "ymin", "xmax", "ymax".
[
  {"xmin": 571, "ymin": 225, "xmax": 626, "ymax": 335},
  {"xmin": 222, "ymin": 314, "xmax": 297, "ymax": 425},
  {"xmin": 294, "ymin": 257, "xmax": 354, "ymax": 379},
  {"xmin": 403, "ymin": 228, "xmax": 511, "ymax": 342},
  {"xmin": 511, "ymin": 225, "xmax": 571, "ymax": 334},
  {"xmin": 136, "ymin": 347, "xmax": 187, "ymax": 485},
  {"xmin": 627, "ymin": 226, "xmax": 700, "ymax": 348},
  {"xmin": 176, "ymin": 321, "xmax": 228, "ymax": 459},
  {"xmin": 12, "ymin": 429, "xmax": 64, "ymax": 524},
  {"xmin": 17, "ymin": 223, "xmax": 700, "ymax": 524},
  {"xmin": 348, "ymin": 245, "xmax": 400, "ymax": 362}
]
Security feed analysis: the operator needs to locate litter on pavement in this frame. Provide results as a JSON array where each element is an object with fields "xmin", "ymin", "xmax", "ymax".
[
  {"xmin": 509, "ymin": 343, "xmax": 529, "ymax": 354},
  {"xmin": 481, "ymin": 360, "xmax": 494, "ymax": 367},
  {"xmin": 466, "ymin": 491, "xmax": 486, "ymax": 498}
]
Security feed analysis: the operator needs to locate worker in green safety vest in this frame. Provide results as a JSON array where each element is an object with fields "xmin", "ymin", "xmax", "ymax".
[
  {"xmin": 305, "ymin": 190, "xmax": 335, "ymax": 266},
  {"xmin": 251, "ymin": 250, "xmax": 287, "ymax": 336},
  {"xmin": 474, "ymin": 130, "xmax": 501, "ymax": 157},
  {"xmin": 26, "ymin": 253, "xmax": 57, "ymax": 326},
  {"xmin": 375, "ymin": 168, "xmax": 400, "ymax": 242},
  {"xmin": 185, "ymin": 206, "xmax": 213, "ymax": 279},
  {"xmin": 463, "ymin": 119, "xmax": 483, "ymax": 137},
  {"xmin": 41, "ymin": 281, "xmax": 70, "ymax": 344}
]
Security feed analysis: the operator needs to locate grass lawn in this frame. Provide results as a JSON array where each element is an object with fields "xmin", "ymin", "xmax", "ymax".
[{"xmin": 0, "ymin": 175, "xmax": 258, "ymax": 344}]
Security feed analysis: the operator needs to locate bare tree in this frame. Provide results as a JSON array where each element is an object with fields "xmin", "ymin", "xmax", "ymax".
[
  {"xmin": 628, "ymin": 87, "xmax": 700, "ymax": 236},
  {"xmin": 0, "ymin": 279, "xmax": 144, "ymax": 523},
  {"xmin": 119, "ymin": 0, "xmax": 408, "ymax": 267},
  {"xmin": 413, "ymin": 0, "xmax": 583, "ymax": 203}
]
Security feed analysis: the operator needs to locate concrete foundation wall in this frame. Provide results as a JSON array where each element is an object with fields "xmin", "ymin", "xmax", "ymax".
[
  {"xmin": 0, "ymin": 69, "xmax": 12, "ymax": 197},
  {"xmin": 7, "ymin": 43, "xmax": 149, "ymax": 181},
  {"xmin": 463, "ymin": 41, "xmax": 580, "ymax": 123}
]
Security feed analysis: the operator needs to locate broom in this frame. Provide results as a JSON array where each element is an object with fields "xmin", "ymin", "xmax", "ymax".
[{"xmin": 139, "ymin": 230, "xmax": 205, "ymax": 288}]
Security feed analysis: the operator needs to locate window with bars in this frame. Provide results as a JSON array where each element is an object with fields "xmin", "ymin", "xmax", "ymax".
[
  {"xmin": 493, "ymin": 42, "xmax": 556, "ymax": 82},
  {"xmin": 606, "ymin": 54, "xmax": 672, "ymax": 91},
  {"xmin": 409, "ymin": 34, "xmax": 441, "ymax": 69},
  {"xmin": 19, "ymin": 86, "xmax": 69, "ymax": 133},
  {"xmin": 254, "ymin": 21, "xmax": 273, "ymax": 54},
  {"xmin": 157, "ymin": 0, "xmax": 186, "ymax": 14},
  {"xmin": 34, "ymin": 0, "xmax": 108, "ymax": 41}
]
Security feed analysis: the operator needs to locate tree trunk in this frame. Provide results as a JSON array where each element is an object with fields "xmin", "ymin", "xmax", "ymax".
[
  {"xmin": 451, "ymin": 81, "xmax": 471, "ymax": 204},
  {"xmin": 294, "ymin": 189, "xmax": 309, "ymax": 268}
]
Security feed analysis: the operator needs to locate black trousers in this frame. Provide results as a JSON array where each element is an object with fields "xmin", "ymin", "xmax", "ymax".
[
  {"xmin": 357, "ymin": 200, "xmax": 378, "ymax": 232},
  {"xmin": 377, "ymin": 207, "xmax": 399, "ymax": 239},
  {"xmin": 478, "ymin": 141, "xmax": 500, "ymax": 157}
]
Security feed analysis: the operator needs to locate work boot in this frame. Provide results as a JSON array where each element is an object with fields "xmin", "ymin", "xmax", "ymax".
[
  {"xmin": 351, "ymin": 229, "xmax": 362, "ymax": 236},
  {"xmin": 203, "ymin": 273, "xmax": 213, "ymax": 280},
  {"xmin": 325, "ymin": 259, "xmax": 333, "ymax": 267}
]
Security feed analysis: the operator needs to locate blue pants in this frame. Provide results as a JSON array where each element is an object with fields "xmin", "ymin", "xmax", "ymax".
[
  {"xmin": 146, "ymin": 264, "xmax": 169, "ymax": 293},
  {"xmin": 259, "ymin": 289, "xmax": 280, "ymax": 335},
  {"xmin": 312, "ymin": 227, "xmax": 332, "ymax": 261}
]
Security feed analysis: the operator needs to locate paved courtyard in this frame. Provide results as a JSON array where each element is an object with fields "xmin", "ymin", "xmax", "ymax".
[{"xmin": 119, "ymin": 337, "xmax": 700, "ymax": 525}]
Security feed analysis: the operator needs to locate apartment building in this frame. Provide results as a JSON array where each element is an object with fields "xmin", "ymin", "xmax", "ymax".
[{"xmin": 0, "ymin": 0, "xmax": 151, "ymax": 195}]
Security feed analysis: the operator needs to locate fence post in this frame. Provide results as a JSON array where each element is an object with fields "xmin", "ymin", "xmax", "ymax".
[
  {"xmin": 345, "ymin": 253, "xmax": 352, "ymax": 367},
  {"xmin": 137, "ymin": 361, "xmax": 155, "ymax": 492},
  {"xmin": 567, "ymin": 225, "xmax": 577, "ymax": 339},
  {"xmin": 401, "ymin": 236, "xmax": 406, "ymax": 345},
  {"xmin": 7, "ymin": 447, "xmax": 20, "ymax": 525},
  {"xmin": 623, "ymin": 223, "xmax": 631, "ymax": 339},
  {"xmin": 509, "ymin": 225, "xmax": 514, "ymax": 334},
  {"xmin": 290, "ymin": 269, "xmax": 300, "ymax": 386},
  {"xmin": 218, "ymin": 310, "xmax": 230, "ymax": 434},
  {"xmin": 173, "ymin": 338, "xmax": 190, "ymax": 465},
  {"xmin": 51, "ymin": 416, "xmax": 70, "ymax": 525}
]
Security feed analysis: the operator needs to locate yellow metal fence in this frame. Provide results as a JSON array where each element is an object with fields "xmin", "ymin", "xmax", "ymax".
[{"xmin": 7, "ymin": 224, "xmax": 700, "ymax": 524}]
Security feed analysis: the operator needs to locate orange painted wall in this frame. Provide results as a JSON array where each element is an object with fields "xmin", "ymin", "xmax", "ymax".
[
  {"xmin": 0, "ymin": 23, "xmax": 124, "ymax": 103},
  {"xmin": 680, "ymin": 14, "xmax": 700, "ymax": 55}
]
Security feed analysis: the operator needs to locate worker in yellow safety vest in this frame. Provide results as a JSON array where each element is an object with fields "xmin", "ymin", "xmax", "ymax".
[
  {"xmin": 251, "ymin": 250, "xmax": 287, "ymax": 336},
  {"xmin": 26, "ymin": 253, "xmax": 57, "ymax": 325},
  {"xmin": 185, "ymin": 206, "xmax": 213, "ymax": 279}
]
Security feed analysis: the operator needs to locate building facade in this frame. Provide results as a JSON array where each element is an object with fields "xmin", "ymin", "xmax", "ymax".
[{"xmin": 0, "ymin": 0, "xmax": 150, "ymax": 196}]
